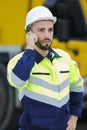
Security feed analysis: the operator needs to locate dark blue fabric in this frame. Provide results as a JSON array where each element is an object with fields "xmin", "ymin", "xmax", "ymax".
[
  {"xmin": 70, "ymin": 92, "xmax": 84, "ymax": 117},
  {"xmin": 12, "ymin": 48, "xmax": 83, "ymax": 130},
  {"xmin": 12, "ymin": 48, "xmax": 61, "ymax": 81},
  {"xmin": 19, "ymin": 96, "xmax": 70, "ymax": 130},
  {"xmin": 13, "ymin": 49, "xmax": 36, "ymax": 81},
  {"xmin": 18, "ymin": 91, "xmax": 83, "ymax": 130}
]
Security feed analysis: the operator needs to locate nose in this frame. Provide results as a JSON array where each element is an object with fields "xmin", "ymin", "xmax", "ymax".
[{"xmin": 44, "ymin": 30, "xmax": 50, "ymax": 37}]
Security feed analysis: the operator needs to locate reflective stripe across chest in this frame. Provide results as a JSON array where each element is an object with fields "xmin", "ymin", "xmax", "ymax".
[{"xmin": 19, "ymin": 57, "xmax": 70, "ymax": 108}]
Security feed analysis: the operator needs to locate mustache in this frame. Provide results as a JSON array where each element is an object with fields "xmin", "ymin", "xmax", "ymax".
[{"xmin": 42, "ymin": 38, "xmax": 52, "ymax": 42}]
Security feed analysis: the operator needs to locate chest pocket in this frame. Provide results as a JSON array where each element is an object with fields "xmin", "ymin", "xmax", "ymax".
[
  {"xmin": 60, "ymin": 71, "xmax": 69, "ymax": 73},
  {"xmin": 32, "ymin": 72, "xmax": 50, "ymax": 75}
]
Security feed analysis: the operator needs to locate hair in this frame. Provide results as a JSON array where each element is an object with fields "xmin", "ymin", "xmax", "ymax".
[{"xmin": 25, "ymin": 24, "xmax": 32, "ymax": 33}]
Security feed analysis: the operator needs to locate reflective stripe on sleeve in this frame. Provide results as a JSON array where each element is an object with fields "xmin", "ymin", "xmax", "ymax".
[
  {"xmin": 70, "ymin": 77, "xmax": 84, "ymax": 92},
  {"xmin": 70, "ymin": 85, "xmax": 84, "ymax": 92},
  {"xmin": 7, "ymin": 72, "xmax": 27, "ymax": 89},
  {"xmin": 11, "ymin": 72, "xmax": 27, "ymax": 86}
]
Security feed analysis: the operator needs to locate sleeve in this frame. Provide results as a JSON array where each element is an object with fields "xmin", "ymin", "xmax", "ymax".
[
  {"xmin": 7, "ymin": 49, "xmax": 36, "ymax": 89},
  {"xmin": 69, "ymin": 60, "xmax": 84, "ymax": 117},
  {"xmin": 13, "ymin": 49, "xmax": 36, "ymax": 81}
]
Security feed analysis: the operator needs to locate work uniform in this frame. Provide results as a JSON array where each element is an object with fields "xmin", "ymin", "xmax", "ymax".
[{"xmin": 7, "ymin": 48, "xmax": 84, "ymax": 130}]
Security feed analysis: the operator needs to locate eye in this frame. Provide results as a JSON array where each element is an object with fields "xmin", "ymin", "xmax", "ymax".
[
  {"xmin": 48, "ymin": 28, "xmax": 54, "ymax": 32},
  {"xmin": 38, "ymin": 28, "xmax": 45, "ymax": 32},
  {"xmin": 38, "ymin": 28, "xmax": 54, "ymax": 33}
]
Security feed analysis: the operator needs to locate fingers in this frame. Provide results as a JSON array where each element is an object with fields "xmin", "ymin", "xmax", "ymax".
[
  {"xmin": 66, "ymin": 116, "xmax": 78, "ymax": 130},
  {"xmin": 26, "ymin": 31, "xmax": 37, "ymax": 50}
]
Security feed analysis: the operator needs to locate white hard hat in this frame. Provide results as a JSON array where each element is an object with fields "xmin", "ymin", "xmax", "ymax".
[{"xmin": 25, "ymin": 6, "xmax": 57, "ymax": 31}]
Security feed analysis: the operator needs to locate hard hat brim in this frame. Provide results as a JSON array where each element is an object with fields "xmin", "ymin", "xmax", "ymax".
[{"xmin": 25, "ymin": 16, "xmax": 57, "ymax": 31}]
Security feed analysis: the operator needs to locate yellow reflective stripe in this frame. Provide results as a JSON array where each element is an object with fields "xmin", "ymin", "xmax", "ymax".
[
  {"xmin": 29, "ymin": 76, "xmax": 69, "ymax": 92},
  {"xmin": 26, "ymin": 83, "xmax": 69, "ymax": 100},
  {"xmin": 19, "ymin": 88, "xmax": 69, "ymax": 108},
  {"xmin": 7, "ymin": 52, "xmax": 23, "ymax": 74}
]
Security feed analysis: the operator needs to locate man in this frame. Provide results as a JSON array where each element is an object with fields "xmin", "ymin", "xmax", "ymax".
[{"xmin": 7, "ymin": 6, "xmax": 84, "ymax": 130}]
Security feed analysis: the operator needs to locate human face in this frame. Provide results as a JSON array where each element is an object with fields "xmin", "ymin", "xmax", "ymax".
[{"xmin": 31, "ymin": 20, "xmax": 54, "ymax": 50}]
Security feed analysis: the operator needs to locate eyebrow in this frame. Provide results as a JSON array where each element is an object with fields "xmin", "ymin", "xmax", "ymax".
[{"xmin": 37, "ymin": 27, "xmax": 53, "ymax": 30}]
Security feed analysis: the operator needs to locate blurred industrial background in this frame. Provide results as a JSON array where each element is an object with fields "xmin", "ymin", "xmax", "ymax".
[{"xmin": 0, "ymin": 0, "xmax": 87, "ymax": 130}]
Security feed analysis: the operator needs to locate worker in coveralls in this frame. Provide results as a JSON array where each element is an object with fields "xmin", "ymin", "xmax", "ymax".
[{"xmin": 7, "ymin": 6, "xmax": 84, "ymax": 130}]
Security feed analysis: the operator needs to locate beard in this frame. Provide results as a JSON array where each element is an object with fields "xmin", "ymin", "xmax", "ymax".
[{"xmin": 35, "ymin": 39, "xmax": 52, "ymax": 50}]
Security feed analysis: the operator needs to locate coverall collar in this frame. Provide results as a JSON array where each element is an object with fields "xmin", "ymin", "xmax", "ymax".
[{"xmin": 35, "ymin": 48, "xmax": 62, "ymax": 63}]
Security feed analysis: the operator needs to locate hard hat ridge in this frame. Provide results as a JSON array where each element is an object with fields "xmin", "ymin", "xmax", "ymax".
[{"xmin": 25, "ymin": 6, "xmax": 57, "ymax": 31}]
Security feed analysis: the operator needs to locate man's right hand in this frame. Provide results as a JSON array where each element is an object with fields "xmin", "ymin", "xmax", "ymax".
[{"xmin": 26, "ymin": 31, "xmax": 37, "ymax": 50}]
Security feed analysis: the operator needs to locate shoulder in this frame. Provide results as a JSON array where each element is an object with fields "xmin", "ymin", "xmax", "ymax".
[
  {"xmin": 8, "ymin": 51, "xmax": 24, "ymax": 64},
  {"xmin": 7, "ymin": 52, "xmax": 24, "ymax": 74},
  {"xmin": 53, "ymin": 48, "xmax": 78, "ymax": 66},
  {"xmin": 52, "ymin": 48, "xmax": 79, "ymax": 71},
  {"xmin": 53, "ymin": 48, "xmax": 71, "ymax": 59}
]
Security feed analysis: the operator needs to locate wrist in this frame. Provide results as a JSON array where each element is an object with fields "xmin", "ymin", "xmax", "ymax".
[
  {"xmin": 70, "ymin": 115, "xmax": 78, "ymax": 122},
  {"xmin": 26, "ymin": 46, "xmax": 34, "ymax": 50}
]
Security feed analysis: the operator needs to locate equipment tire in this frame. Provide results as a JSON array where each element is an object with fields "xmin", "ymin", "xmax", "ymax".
[{"xmin": 0, "ymin": 63, "xmax": 14, "ymax": 130}]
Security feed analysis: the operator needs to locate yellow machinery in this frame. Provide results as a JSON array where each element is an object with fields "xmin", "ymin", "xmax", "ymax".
[{"xmin": 0, "ymin": 0, "xmax": 87, "ymax": 129}]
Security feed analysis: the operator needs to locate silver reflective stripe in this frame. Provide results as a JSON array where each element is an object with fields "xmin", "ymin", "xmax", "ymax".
[
  {"xmin": 70, "ymin": 85, "xmax": 84, "ymax": 92},
  {"xmin": 29, "ymin": 76, "xmax": 69, "ymax": 92},
  {"xmin": 11, "ymin": 72, "xmax": 26, "ymax": 86},
  {"xmin": 70, "ymin": 77, "xmax": 84, "ymax": 92},
  {"xmin": 70, "ymin": 77, "xmax": 83, "ymax": 88},
  {"xmin": 19, "ymin": 88, "xmax": 69, "ymax": 108}
]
